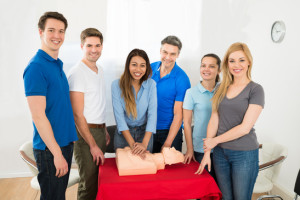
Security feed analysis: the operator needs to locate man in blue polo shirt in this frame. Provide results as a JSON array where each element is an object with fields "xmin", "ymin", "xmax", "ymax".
[
  {"xmin": 23, "ymin": 12, "xmax": 78, "ymax": 200},
  {"xmin": 151, "ymin": 36, "xmax": 191, "ymax": 153}
]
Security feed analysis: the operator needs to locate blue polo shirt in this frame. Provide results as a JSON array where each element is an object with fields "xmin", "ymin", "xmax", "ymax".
[
  {"xmin": 23, "ymin": 49, "xmax": 78, "ymax": 150},
  {"xmin": 151, "ymin": 61, "xmax": 191, "ymax": 130},
  {"xmin": 183, "ymin": 82, "xmax": 218, "ymax": 153},
  {"xmin": 111, "ymin": 79, "xmax": 157, "ymax": 134}
]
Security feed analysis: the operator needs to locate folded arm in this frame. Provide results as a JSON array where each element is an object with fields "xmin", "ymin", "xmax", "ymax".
[{"xmin": 204, "ymin": 104, "xmax": 263, "ymax": 150}]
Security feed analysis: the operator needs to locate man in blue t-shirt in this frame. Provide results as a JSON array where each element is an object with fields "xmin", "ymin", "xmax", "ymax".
[
  {"xmin": 23, "ymin": 12, "xmax": 78, "ymax": 199},
  {"xmin": 151, "ymin": 36, "xmax": 191, "ymax": 153}
]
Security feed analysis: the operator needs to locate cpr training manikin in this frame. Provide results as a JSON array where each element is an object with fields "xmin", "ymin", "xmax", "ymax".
[{"xmin": 116, "ymin": 147, "xmax": 184, "ymax": 176}]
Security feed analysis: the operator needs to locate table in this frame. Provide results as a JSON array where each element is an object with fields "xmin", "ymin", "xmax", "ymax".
[{"xmin": 96, "ymin": 158, "xmax": 221, "ymax": 200}]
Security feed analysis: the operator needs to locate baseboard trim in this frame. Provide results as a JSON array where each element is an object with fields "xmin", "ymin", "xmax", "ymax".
[
  {"xmin": 271, "ymin": 183, "xmax": 294, "ymax": 199},
  {"xmin": 0, "ymin": 172, "xmax": 32, "ymax": 179}
]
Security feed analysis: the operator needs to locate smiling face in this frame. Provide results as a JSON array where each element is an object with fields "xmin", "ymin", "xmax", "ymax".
[
  {"xmin": 129, "ymin": 56, "xmax": 147, "ymax": 82},
  {"xmin": 200, "ymin": 57, "xmax": 220, "ymax": 82},
  {"xmin": 39, "ymin": 18, "xmax": 65, "ymax": 56},
  {"xmin": 81, "ymin": 36, "xmax": 103, "ymax": 63},
  {"xmin": 228, "ymin": 50, "xmax": 250, "ymax": 79},
  {"xmin": 160, "ymin": 44, "xmax": 179, "ymax": 69}
]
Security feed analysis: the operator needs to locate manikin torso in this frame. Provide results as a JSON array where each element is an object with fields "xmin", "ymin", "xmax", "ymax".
[{"xmin": 116, "ymin": 147, "xmax": 184, "ymax": 176}]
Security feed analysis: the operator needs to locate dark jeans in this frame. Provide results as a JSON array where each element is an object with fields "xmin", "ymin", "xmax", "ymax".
[
  {"xmin": 33, "ymin": 143, "xmax": 74, "ymax": 200},
  {"xmin": 194, "ymin": 151, "xmax": 218, "ymax": 185},
  {"xmin": 213, "ymin": 146, "xmax": 259, "ymax": 200},
  {"xmin": 114, "ymin": 124, "xmax": 153, "ymax": 152},
  {"xmin": 153, "ymin": 128, "xmax": 183, "ymax": 153}
]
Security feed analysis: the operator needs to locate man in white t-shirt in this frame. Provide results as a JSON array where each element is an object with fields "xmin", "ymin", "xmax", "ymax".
[{"xmin": 67, "ymin": 28, "xmax": 110, "ymax": 200}]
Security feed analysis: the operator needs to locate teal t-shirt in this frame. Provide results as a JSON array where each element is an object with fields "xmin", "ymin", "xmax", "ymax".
[{"xmin": 183, "ymin": 82, "xmax": 218, "ymax": 153}]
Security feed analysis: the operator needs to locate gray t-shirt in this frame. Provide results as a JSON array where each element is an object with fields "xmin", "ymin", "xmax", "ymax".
[{"xmin": 217, "ymin": 81, "xmax": 264, "ymax": 151}]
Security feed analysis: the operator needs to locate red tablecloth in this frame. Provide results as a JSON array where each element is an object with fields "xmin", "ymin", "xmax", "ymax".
[{"xmin": 96, "ymin": 158, "xmax": 221, "ymax": 200}]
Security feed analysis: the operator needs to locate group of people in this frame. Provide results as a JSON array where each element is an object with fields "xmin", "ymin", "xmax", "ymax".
[{"xmin": 23, "ymin": 11, "xmax": 264, "ymax": 200}]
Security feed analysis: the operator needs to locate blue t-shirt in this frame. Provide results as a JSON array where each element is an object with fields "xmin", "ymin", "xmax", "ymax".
[
  {"xmin": 151, "ymin": 61, "xmax": 191, "ymax": 130},
  {"xmin": 111, "ymin": 78, "xmax": 157, "ymax": 134},
  {"xmin": 183, "ymin": 82, "xmax": 218, "ymax": 153},
  {"xmin": 23, "ymin": 49, "xmax": 78, "ymax": 150}
]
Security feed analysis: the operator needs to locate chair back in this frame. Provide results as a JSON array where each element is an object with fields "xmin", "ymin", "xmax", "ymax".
[
  {"xmin": 19, "ymin": 141, "xmax": 80, "ymax": 190},
  {"xmin": 19, "ymin": 141, "xmax": 38, "ymax": 176},
  {"xmin": 259, "ymin": 143, "xmax": 288, "ymax": 182},
  {"xmin": 106, "ymin": 125, "xmax": 116, "ymax": 153},
  {"xmin": 295, "ymin": 169, "xmax": 300, "ymax": 195}
]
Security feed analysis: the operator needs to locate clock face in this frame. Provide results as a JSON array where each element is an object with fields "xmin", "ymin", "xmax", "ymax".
[{"xmin": 271, "ymin": 21, "xmax": 286, "ymax": 43}]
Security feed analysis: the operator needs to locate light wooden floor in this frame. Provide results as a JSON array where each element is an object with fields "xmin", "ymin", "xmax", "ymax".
[
  {"xmin": 0, "ymin": 177, "xmax": 78, "ymax": 200},
  {"xmin": 0, "ymin": 177, "xmax": 264, "ymax": 200}
]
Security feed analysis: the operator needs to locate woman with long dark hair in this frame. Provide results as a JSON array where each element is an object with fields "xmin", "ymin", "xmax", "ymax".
[{"xmin": 112, "ymin": 49, "xmax": 157, "ymax": 156}]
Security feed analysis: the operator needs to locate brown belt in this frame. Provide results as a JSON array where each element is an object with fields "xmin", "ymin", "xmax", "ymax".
[{"xmin": 87, "ymin": 123, "xmax": 106, "ymax": 129}]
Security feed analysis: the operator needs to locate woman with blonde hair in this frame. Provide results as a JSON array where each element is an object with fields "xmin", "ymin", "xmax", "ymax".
[
  {"xmin": 196, "ymin": 42, "xmax": 264, "ymax": 200},
  {"xmin": 112, "ymin": 49, "xmax": 157, "ymax": 156}
]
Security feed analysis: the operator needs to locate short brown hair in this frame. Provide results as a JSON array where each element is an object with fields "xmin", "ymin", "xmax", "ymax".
[
  {"xmin": 38, "ymin": 11, "xmax": 68, "ymax": 31},
  {"xmin": 80, "ymin": 28, "xmax": 103, "ymax": 45}
]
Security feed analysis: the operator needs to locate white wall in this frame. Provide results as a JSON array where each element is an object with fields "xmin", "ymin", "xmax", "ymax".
[
  {"xmin": 0, "ymin": 0, "xmax": 109, "ymax": 177},
  {"xmin": 0, "ymin": 0, "xmax": 299, "ymax": 195}
]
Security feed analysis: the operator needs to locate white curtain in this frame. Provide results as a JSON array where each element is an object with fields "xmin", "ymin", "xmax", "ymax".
[{"xmin": 104, "ymin": 0, "xmax": 203, "ymax": 76}]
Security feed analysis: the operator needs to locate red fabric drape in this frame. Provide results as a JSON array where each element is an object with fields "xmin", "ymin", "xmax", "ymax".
[{"xmin": 96, "ymin": 158, "xmax": 221, "ymax": 200}]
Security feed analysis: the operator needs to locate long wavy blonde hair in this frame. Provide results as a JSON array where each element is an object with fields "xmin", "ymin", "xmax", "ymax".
[
  {"xmin": 212, "ymin": 42, "xmax": 253, "ymax": 111},
  {"xmin": 119, "ymin": 49, "xmax": 152, "ymax": 119}
]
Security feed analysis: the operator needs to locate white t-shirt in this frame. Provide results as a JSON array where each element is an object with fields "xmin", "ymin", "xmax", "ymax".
[{"xmin": 67, "ymin": 61, "xmax": 106, "ymax": 124}]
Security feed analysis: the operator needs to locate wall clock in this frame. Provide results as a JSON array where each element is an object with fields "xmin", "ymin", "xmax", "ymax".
[{"xmin": 271, "ymin": 21, "xmax": 286, "ymax": 43}]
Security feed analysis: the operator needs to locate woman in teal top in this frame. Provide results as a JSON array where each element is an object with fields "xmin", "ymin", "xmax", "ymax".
[{"xmin": 183, "ymin": 53, "xmax": 221, "ymax": 179}]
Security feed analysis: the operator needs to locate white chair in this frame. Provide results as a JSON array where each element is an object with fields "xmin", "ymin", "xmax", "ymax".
[
  {"xmin": 19, "ymin": 141, "xmax": 79, "ymax": 190},
  {"xmin": 257, "ymin": 168, "xmax": 300, "ymax": 200},
  {"xmin": 253, "ymin": 143, "xmax": 288, "ymax": 195}
]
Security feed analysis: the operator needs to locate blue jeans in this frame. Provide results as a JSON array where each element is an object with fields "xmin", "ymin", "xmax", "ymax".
[
  {"xmin": 114, "ymin": 124, "xmax": 153, "ymax": 152},
  {"xmin": 33, "ymin": 143, "xmax": 74, "ymax": 200},
  {"xmin": 153, "ymin": 128, "xmax": 183, "ymax": 153},
  {"xmin": 213, "ymin": 146, "xmax": 259, "ymax": 200},
  {"xmin": 194, "ymin": 151, "xmax": 217, "ymax": 184}
]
